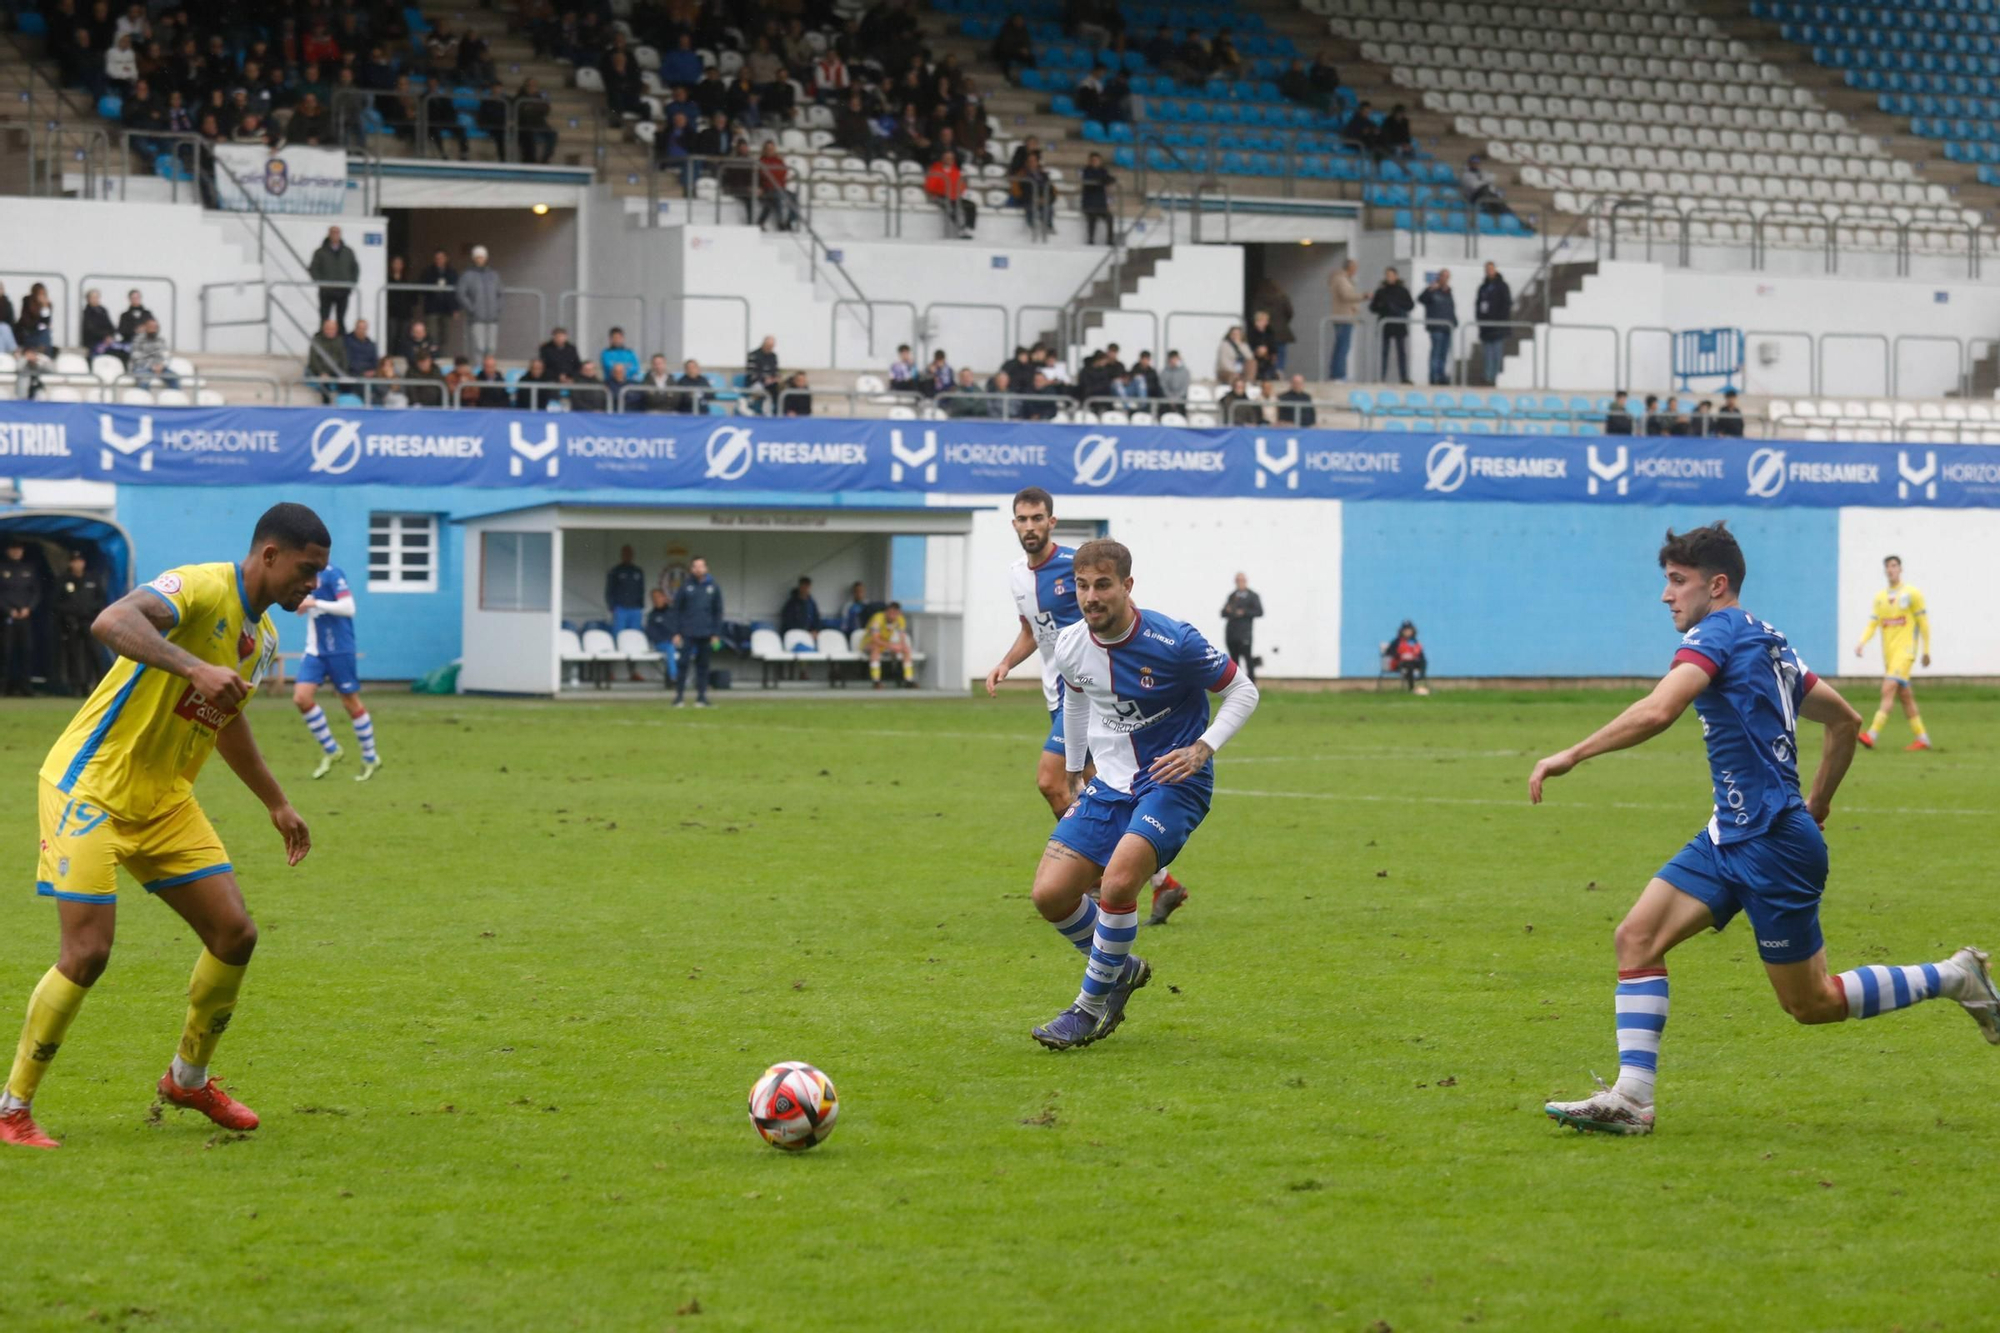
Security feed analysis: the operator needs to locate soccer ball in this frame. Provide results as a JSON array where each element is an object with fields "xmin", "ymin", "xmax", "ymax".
[{"xmin": 748, "ymin": 1061, "xmax": 840, "ymax": 1151}]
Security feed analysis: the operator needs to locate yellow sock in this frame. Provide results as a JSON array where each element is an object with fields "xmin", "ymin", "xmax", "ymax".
[
  {"xmin": 178, "ymin": 950, "xmax": 247, "ymax": 1074},
  {"xmin": 1868, "ymin": 709, "xmax": 1888, "ymax": 736},
  {"xmin": 869, "ymin": 662, "xmax": 881, "ymax": 682},
  {"xmin": 901, "ymin": 659, "xmax": 914, "ymax": 682},
  {"xmin": 1911, "ymin": 715, "xmax": 1928, "ymax": 741},
  {"xmin": 7, "ymin": 967, "xmax": 89, "ymax": 1105}
]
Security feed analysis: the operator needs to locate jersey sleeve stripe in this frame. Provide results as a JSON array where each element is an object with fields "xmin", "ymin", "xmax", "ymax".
[
  {"xmin": 1208, "ymin": 658, "xmax": 1238, "ymax": 692},
  {"xmin": 1802, "ymin": 671, "xmax": 1820, "ymax": 694},
  {"xmin": 139, "ymin": 584, "xmax": 180, "ymax": 625},
  {"xmin": 1672, "ymin": 647, "xmax": 1720, "ymax": 678}
]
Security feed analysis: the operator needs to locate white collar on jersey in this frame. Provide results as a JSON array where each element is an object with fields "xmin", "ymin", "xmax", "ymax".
[{"xmin": 1089, "ymin": 607, "xmax": 1142, "ymax": 649}]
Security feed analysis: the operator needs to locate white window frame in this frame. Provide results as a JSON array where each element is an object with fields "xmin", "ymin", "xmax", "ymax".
[{"xmin": 367, "ymin": 512, "xmax": 439, "ymax": 593}]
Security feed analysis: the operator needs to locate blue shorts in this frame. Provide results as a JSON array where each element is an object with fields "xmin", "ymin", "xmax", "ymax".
[
  {"xmin": 298, "ymin": 651, "xmax": 360, "ymax": 694},
  {"xmin": 612, "ymin": 606, "xmax": 645, "ymax": 634},
  {"xmin": 1049, "ymin": 779, "xmax": 1210, "ymax": 871},
  {"xmin": 1657, "ymin": 807, "xmax": 1827, "ymax": 964}
]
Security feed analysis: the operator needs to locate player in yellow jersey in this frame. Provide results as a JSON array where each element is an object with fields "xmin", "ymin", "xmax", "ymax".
[
  {"xmin": 864, "ymin": 601, "xmax": 916, "ymax": 689},
  {"xmin": 0, "ymin": 504, "xmax": 326, "ymax": 1150},
  {"xmin": 1853, "ymin": 553, "xmax": 1932, "ymax": 752}
]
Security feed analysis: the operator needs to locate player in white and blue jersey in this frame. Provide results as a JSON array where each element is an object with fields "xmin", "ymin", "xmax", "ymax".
[
  {"xmin": 1529, "ymin": 522, "xmax": 1996, "ymax": 1135},
  {"xmin": 983, "ymin": 488, "xmax": 1193, "ymax": 924},
  {"xmin": 290, "ymin": 566, "xmax": 382, "ymax": 782},
  {"xmin": 1025, "ymin": 539, "xmax": 1259, "ymax": 1050}
]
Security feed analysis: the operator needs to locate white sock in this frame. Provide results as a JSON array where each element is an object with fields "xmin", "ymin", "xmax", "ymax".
[
  {"xmin": 1150, "ymin": 869, "xmax": 1170, "ymax": 888},
  {"xmin": 0, "ymin": 1090, "xmax": 27, "ymax": 1112},
  {"xmin": 171, "ymin": 1054, "xmax": 207, "ymax": 1090}
]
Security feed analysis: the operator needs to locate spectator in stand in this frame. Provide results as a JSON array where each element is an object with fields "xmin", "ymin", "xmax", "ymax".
[
  {"xmin": 1172, "ymin": 29, "xmax": 1212, "ymax": 85},
  {"xmin": 1378, "ymin": 104, "xmax": 1413, "ymax": 159},
  {"xmin": 1716, "ymin": 388, "xmax": 1746, "ymax": 437},
  {"xmin": 79, "ymin": 290, "xmax": 120, "ymax": 360},
  {"xmin": 603, "ymin": 49, "xmax": 644, "ymax": 121},
  {"xmin": 127, "ymin": 318, "xmax": 175, "ymax": 388},
  {"xmin": 383, "ymin": 256, "xmax": 416, "ymax": 356},
  {"xmin": 1012, "ymin": 151, "xmax": 1054, "ymax": 233},
  {"xmin": 1074, "ymin": 65, "xmax": 1126, "ymax": 124},
  {"xmin": 992, "ymin": 15, "xmax": 1035, "ymax": 85},
  {"xmin": 834, "ymin": 90, "xmax": 877, "ymax": 161},
  {"xmin": 457, "ymin": 245, "xmax": 503, "ymax": 361},
  {"xmin": 1160, "ymin": 349, "xmax": 1191, "ymax": 411},
  {"xmin": 925, "ymin": 349, "xmax": 954, "ymax": 398},
  {"xmin": 1417, "ymin": 268, "xmax": 1456, "ymax": 387},
  {"xmin": 780, "ymin": 371, "xmax": 812, "ymax": 416},
  {"xmin": 1215, "ymin": 325, "xmax": 1252, "ymax": 383},
  {"xmin": 1211, "ymin": 28, "xmax": 1244, "ymax": 77},
  {"xmin": 755, "ymin": 141, "xmax": 797, "ymax": 231},
  {"xmin": 840, "ymin": 581, "xmax": 873, "ymax": 635},
  {"xmin": 1664, "ymin": 395, "xmax": 1691, "ymax": 437},
  {"xmin": 600, "ymin": 327, "xmax": 640, "ymax": 384},
  {"xmin": 1370, "ymin": 266, "xmax": 1415, "ymax": 384},
  {"xmin": 691, "ymin": 66, "xmax": 729, "ymax": 119},
  {"xmin": 925, "ymin": 152, "xmax": 975, "ymax": 236},
  {"xmin": 1342, "ymin": 100, "xmax": 1379, "ymax": 158},
  {"xmin": 285, "ymin": 91, "xmax": 333, "ymax": 145},
  {"xmin": 573, "ymin": 362, "xmax": 607, "ymax": 411},
  {"xmin": 1021, "ymin": 370, "xmax": 1061, "ymax": 421},
  {"xmin": 1475, "ymin": 262, "xmax": 1512, "ymax": 385},
  {"xmin": 419, "ymin": 248, "xmax": 461, "ymax": 355},
  {"xmin": 1131, "ymin": 350, "xmax": 1163, "ymax": 400},
  {"xmin": 515, "ymin": 79, "xmax": 557, "ymax": 164},
  {"xmin": 105, "ymin": 32, "xmax": 138, "ymax": 94},
  {"xmin": 780, "ymin": 577, "xmax": 823, "ymax": 636},
  {"xmin": 606, "ymin": 545, "xmax": 648, "ymax": 648},
  {"xmin": 675, "ymin": 359, "xmax": 713, "ymax": 414},
  {"xmin": 473, "ymin": 354, "xmax": 512, "ymax": 408},
  {"xmin": 1312, "ymin": 52, "xmax": 1343, "ymax": 108},
  {"xmin": 814, "ymin": 48, "xmax": 850, "ymax": 103},
  {"xmin": 661, "ymin": 34, "xmax": 703, "ymax": 91},
  {"xmin": 1327, "ymin": 257, "xmax": 1365, "ymax": 382},
  {"xmin": 1642, "ymin": 394, "xmax": 1666, "ymax": 436},
  {"xmin": 1461, "ymin": 155, "xmax": 1505, "ymax": 215},
  {"xmin": 514, "ymin": 357, "xmax": 553, "ymax": 410},
  {"xmin": 406, "ymin": 350, "xmax": 448, "ymax": 407},
  {"xmin": 888, "ymin": 344, "xmax": 920, "ymax": 391},
  {"xmin": 1604, "ymin": 390, "xmax": 1634, "ymax": 435},
  {"xmin": 121, "ymin": 77, "xmax": 167, "ymax": 156},
  {"xmin": 1251, "ymin": 281, "xmax": 1296, "ymax": 371},
  {"xmin": 230, "ymin": 111, "xmax": 272, "ymax": 146},
  {"xmin": 1081, "ymin": 152, "xmax": 1116, "ymax": 246},
  {"xmin": 1391, "ymin": 621, "xmax": 1429, "ymax": 694},
  {"xmin": 746, "ymin": 335, "xmax": 781, "ymax": 409},
  {"xmin": 114, "ymin": 289, "xmax": 151, "ymax": 345},
  {"xmin": 444, "ymin": 355, "xmax": 477, "ymax": 404},
  {"xmin": 1251, "ymin": 340, "xmax": 1279, "ymax": 390},
  {"xmin": 309, "ymin": 225, "xmax": 359, "ymax": 332},
  {"xmin": 1219, "ymin": 377, "xmax": 1260, "ymax": 426},
  {"xmin": 307, "ymin": 316, "xmax": 349, "ymax": 402},
  {"xmin": 1276, "ymin": 374, "xmax": 1316, "ymax": 428},
  {"xmin": 1278, "ymin": 60, "xmax": 1325, "ymax": 114},
  {"xmin": 538, "ymin": 326, "xmax": 583, "ymax": 383},
  {"xmin": 16, "ymin": 284, "xmax": 54, "ymax": 353},
  {"xmin": 1689, "ymin": 400, "xmax": 1715, "ymax": 437}
]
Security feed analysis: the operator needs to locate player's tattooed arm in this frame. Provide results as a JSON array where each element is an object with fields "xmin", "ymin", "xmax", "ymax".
[{"xmin": 94, "ymin": 590, "xmax": 248, "ymax": 710}]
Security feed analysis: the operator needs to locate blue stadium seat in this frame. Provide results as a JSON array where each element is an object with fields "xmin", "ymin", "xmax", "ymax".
[
  {"xmin": 1348, "ymin": 390, "xmax": 1374, "ymax": 415},
  {"xmin": 335, "ymin": 393, "xmax": 365, "ymax": 407},
  {"xmin": 1403, "ymin": 390, "xmax": 1429, "ymax": 414}
]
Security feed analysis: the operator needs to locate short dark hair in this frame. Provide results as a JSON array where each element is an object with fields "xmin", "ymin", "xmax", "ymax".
[
  {"xmin": 252, "ymin": 502, "xmax": 330, "ymax": 552},
  {"xmin": 1073, "ymin": 538, "xmax": 1132, "ymax": 580},
  {"xmin": 1884, "ymin": 553, "xmax": 1902, "ymax": 564},
  {"xmin": 798, "ymin": 575, "xmax": 812, "ymax": 584},
  {"xmin": 1012, "ymin": 486, "xmax": 1054, "ymax": 516},
  {"xmin": 690, "ymin": 553, "xmax": 707, "ymax": 563},
  {"xmin": 1659, "ymin": 522, "xmax": 1745, "ymax": 595},
  {"xmin": 887, "ymin": 600, "xmax": 902, "ymax": 610}
]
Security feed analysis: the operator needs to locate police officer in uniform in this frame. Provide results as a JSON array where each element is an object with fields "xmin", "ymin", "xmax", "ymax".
[
  {"xmin": 0, "ymin": 540, "xmax": 43, "ymax": 696},
  {"xmin": 54, "ymin": 550, "xmax": 107, "ymax": 697}
]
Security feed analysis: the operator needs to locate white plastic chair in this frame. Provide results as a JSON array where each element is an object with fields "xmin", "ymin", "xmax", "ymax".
[
  {"xmin": 615, "ymin": 628, "xmax": 663, "ymax": 676},
  {"xmin": 155, "ymin": 388, "xmax": 192, "ymax": 407},
  {"xmin": 118, "ymin": 387, "xmax": 153, "ymax": 406},
  {"xmin": 195, "ymin": 389, "xmax": 225, "ymax": 407},
  {"xmin": 91, "ymin": 355, "xmax": 125, "ymax": 384},
  {"xmin": 559, "ymin": 628, "xmax": 591, "ymax": 687},
  {"xmin": 53, "ymin": 352, "xmax": 90, "ymax": 377}
]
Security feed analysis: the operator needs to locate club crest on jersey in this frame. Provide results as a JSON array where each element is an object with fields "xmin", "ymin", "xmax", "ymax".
[
  {"xmin": 1053, "ymin": 578, "xmax": 1066, "ymax": 596},
  {"xmin": 1139, "ymin": 665, "xmax": 1156, "ymax": 688},
  {"xmin": 237, "ymin": 626, "xmax": 256, "ymax": 660}
]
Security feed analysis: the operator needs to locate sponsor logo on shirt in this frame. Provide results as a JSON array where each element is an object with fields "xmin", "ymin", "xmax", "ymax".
[
  {"xmin": 172, "ymin": 683, "xmax": 239, "ymax": 731},
  {"xmin": 1104, "ymin": 698, "xmax": 1171, "ymax": 733}
]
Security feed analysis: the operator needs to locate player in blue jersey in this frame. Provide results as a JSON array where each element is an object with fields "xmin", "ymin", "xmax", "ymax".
[
  {"xmin": 1025, "ymin": 539, "xmax": 1260, "ymax": 1050},
  {"xmin": 983, "ymin": 488, "xmax": 1192, "ymax": 924},
  {"xmin": 290, "ymin": 566, "xmax": 382, "ymax": 782},
  {"xmin": 1529, "ymin": 523, "xmax": 1997, "ymax": 1135}
]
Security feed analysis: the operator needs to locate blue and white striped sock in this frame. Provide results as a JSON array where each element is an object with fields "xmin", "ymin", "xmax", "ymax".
[
  {"xmin": 351, "ymin": 711, "xmax": 379, "ymax": 763},
  {"xmin": 1075, "ymin": 905, "xmax": 1138, "ymax": 1016},
  {"xmin": 1612, "ymin": 968, "xmax": 1668, "ymax": 1105},
  {"xmin": 1838, "ymin": 960, "xmax": 1962, "ymax": 1018},
  {"xmin": 1051, "ymin": 897, "xmax": 1099, "ymax": 955},
  {"xmin": 302, "ymin": 705, "xmax": 338, "ymax": 755}
]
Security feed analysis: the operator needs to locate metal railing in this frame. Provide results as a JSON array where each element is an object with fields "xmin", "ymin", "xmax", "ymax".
[{"xmin": 1592, "ymin": 194, "xmax": 1990, "ymax": 278}]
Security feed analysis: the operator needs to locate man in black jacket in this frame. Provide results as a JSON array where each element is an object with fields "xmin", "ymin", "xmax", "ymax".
[
  {"xmin": 52, "ymin": 550, "xmax": 105, "ymax": 697},
  {"xmin": 538, "ymin": 327, "xmax": 584, "ymax": 382},
  {"xmin": 1475, "ymin": 261, "xmax": 1512, "ymax": 385},
  {"xmin": 1715, "ymin": 388, "xmax": 1746, "ymax": 437},
  {"xmin": 1275, "ymin": 373, "xmax": 1316, "ymax": 427},
  {"xmin": 779, "ymin": 577, "xmax": 822, "ymax": 636},
  {"xmin": 1604, "ymin": 390, "xmax": 1634, "ymax": 435},
  {"xmin": 746, "ymin": 335, "xmax": 781, "ymax": 410},
  {"xmin": 606, "ymin": 544, "xmax": 648, "ymax": 681},
  {"xmin": 0, "ymin": 541, "xmax": 43, "ymax": 697},
  {"xmin": 418, "ymin": 248, "xmax": 460, "ymax": 353},
  {"xmin": 1220, "ymin": 571, "xmax": 1263, "ymax": 682},
  {"xmin": 1369, "ymin": 266, "xmax": 1414, "ymax": 384},
  {"xmin": 670, "ymin": 555, "xmax": 723, "ymax": 707},
  {"xmin": 308, "ymin": 225, "xmax": 361, "ymax": 332}
]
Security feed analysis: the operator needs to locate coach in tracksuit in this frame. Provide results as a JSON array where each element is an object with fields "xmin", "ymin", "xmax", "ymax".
[{"xmin": 671, "ymin": 556, "xmax": 723, "ymax": 707}]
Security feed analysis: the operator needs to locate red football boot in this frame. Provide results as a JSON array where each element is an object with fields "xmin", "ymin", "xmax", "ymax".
[
  {"xmin": 1905, "ymin": 738, "xmax": 1932, "ymax": 752},
  {"xmin": 1145, "ymin": 873, "xmax": 1190, "ymax": 926},
  {"xmin": 0, "ymin": 1106, "xmax": 60, "ymax": 1149},
  {"xmin": 1857, "ymin": 731, "xmax": 1876, "ymax": 750},
  {"xmin": 157, "ymin": 1073, "xmax": 260, "ymax": 1130}
]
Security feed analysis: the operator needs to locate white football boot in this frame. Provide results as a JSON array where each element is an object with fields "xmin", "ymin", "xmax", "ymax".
[
  {"xmin": 1545, "ymin": 1074, "xmax": 1655, "ymax": 1136},
  {"xmin": 1950, "ymin": 947, "xmax": 2000, "ymax": 1045}
]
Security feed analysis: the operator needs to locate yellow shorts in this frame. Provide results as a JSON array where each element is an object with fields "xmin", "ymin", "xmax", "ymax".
[
  {"xmin": 35, "ymin": 780, "xmax": 231, "ymax": 905},
  {"xmin": 1885, "ymin": 652, "xmax": 1917, "ymax": 684}
]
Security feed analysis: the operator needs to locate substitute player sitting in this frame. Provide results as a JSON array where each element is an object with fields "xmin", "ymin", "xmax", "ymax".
[
  {"xmin": 1853, "ymin": 553, "xmax": 1932, "ymax": 751},
  {"xmin": 1027, "ymin": 539, "xmax": 1259, "ymax": 1051},
  {"xmin": 1529, "ymin": 523, "xmax": 1994, "ymax": 1137},
  {"xmin": 864, "ymin": 601, "xmax": 917, "ymax": 689},
  {"xmin": 0, "ymin": 503, "xmax": 322, "ymax": 1150},
  {"xmin": 292, "ymin": 562, "xmax": 382, "ymax": 781}
]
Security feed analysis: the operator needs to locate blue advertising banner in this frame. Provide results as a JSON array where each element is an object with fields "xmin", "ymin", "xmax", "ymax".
[{"xmin": 0, "ymin": 403, "xmax": 1996, "ymax": 507}]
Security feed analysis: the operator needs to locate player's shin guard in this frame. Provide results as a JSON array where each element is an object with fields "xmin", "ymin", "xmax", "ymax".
[
  {"xmin": 1868, "ymin": 709, "xmax": 1889, "ymax": 738},
  {"xmin": 1051, "ymin": 897, "xmax": 1100, "ymax": 955},
  {"xmin": 868, "ymin": 662, "xmax": 881, "ymax": 682},
  {"xmin": 351, "ymin": 710, "xmax": 378, "ymax": 763},
  {"xmin": 1837, "ymin": 961, "xmax": 1959, "ymax": 1018},
  {"xmin": 303, "ymin": 705, "xmax": 338, "ymax": 755},
  {"xmin": 1613, "ymin": 968, "xmax": 1668, "ymax": 1105},
  {"xmin": 1075, "ymin": 905, "xmax": 1138, "ymax": 1016},
  {"xmin": 174, "ymin": 950, "xmax": 246, "ymax": 1089},
  {"xmin": 1910, "ymin": 714, "xmax": 1928, "ymax": 743},
  {"xmin": 5, "ymin": 967, "xmax": 89, "ymax": 1107},
  {"xmin": 901, "ymin": 658, "xmax": 914, "ymax": 682}
]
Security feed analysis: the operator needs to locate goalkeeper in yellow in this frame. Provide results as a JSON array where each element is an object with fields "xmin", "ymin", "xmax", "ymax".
[
  {"xmin": 1, "ymin": 504, "xmax": 325, "ymax": 1150},
  {"xmin": 1853, "ymin": 553, "xmax": 1932, "ymax": 752}
]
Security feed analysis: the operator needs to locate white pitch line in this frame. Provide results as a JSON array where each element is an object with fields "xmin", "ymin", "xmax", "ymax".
[{"xmin": 1215, "ymin": 786, "xmax": 1991, "ymax": 818}]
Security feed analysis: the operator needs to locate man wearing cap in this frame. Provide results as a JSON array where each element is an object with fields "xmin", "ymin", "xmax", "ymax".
[
  {"xmin": 456, "ymin": 245, "xmax": 504, "ymax": 362},
  {"xmin": 52, "ymin": 551, "xmax": 107, "ymax": 697}
]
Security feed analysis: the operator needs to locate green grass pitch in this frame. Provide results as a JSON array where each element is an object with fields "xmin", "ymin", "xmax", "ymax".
[{"xmin": 2, "ymin": 686, "xmax": 1996, "ymax": 1331}]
